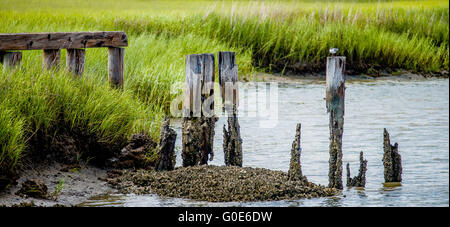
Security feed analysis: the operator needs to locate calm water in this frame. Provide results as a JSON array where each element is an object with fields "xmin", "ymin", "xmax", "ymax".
[{"xmin": 82, "ymin": 78, "xmax": 449, "ymax": 207}]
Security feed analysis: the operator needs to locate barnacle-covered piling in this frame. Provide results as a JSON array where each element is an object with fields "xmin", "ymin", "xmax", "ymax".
[
  {"xmin": 219, "ymin": 51, "xmax": 242, "ymax": 167},
  {"xmin": 182, "ymin": 54, "xmax": 216, "ymax": 166},
  {"xmin": 156, "ymin": 118, "xmax": 177, "ymax": 171},
  {"xmin": 383, "ymin": 128, "xmax": 402, "ymax": 182},
  {"xmin": 346, "ymin": 151, "xmax": 367, "ymax": 187},
  {"xmin": 288, "ymin": 123, "xmax": 307, "ymax": 182},
  {"xmin": 326, "ymin": 56, "xmax": 346, "ymax": 189}
]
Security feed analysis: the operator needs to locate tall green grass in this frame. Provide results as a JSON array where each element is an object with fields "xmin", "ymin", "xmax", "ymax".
[{"xmin": 0, "ymin": 0, "xmax": 448, "ymax": 178}]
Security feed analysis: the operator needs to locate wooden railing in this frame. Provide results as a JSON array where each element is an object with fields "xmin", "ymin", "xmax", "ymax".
[{"xmin": 0, "ymin": 31, "xmax": 128, "ymax": 87}]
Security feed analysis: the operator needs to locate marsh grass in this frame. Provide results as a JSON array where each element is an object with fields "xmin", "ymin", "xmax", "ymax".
[{"xmin": 0, "ymin": 0, "xmax": 448, "ymax": 177}]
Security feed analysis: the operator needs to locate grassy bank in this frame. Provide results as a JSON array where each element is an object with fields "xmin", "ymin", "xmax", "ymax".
[{"xmin": 0, "ymin": 0, "xmax": 448, "ymax": 183}]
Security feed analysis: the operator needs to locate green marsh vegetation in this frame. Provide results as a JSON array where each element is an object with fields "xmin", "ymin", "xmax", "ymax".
[{"xmin": 0, "ymin": 0, "xmax": 448, "ymax": 182}]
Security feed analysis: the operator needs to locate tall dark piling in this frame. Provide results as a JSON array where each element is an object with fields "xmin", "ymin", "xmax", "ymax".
[
  {"xmin": 346, "ymin": 151, "xmax": 367, "ymax": 187},
  {"xmin": 156, "ymin": 118, "xmax": 177, "ymax": 171},
  {"xmin": 326, "ymin": 56, "xmax": 346, "ymax": 189},
  {"xmin": 219, "ymin": 51, "xmax": 242, "ymax": 167},
  {"xmin": 288, "ymin": 123, "xmax": 307, "ymax": 182},
  {"xmin": 383, "ymin": 128, "xmax": 402, "ymax": 182},
  {"xmin": 182, "ymin": 54, "xmax": 217, "ymax": 167}
]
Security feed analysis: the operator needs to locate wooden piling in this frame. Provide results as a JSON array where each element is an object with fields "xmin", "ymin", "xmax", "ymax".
[
  {"xmin": 2, "ymin": 52, "xmax": 22, "ymax": 72},
  {"xmin": 66, "ymin": 49, "xmax": 85, "ymax": 76},
  {"xmin": 182, "ymin": 54, "xmax": 217, "ymax": 167},
  {"xmin": 346, "ymin": 151, "xmax": 367, "ymax": 187},
  {"xmin": 219, "ymin": 51, "xmax": 242, "ymax": 167},
  {"xmin": 288, "ymin": 123, "xmax": 306, "ymax": 182},
  {"xmin": 42, "ymin": 49, "xmax": 60, "ymax": 70},
  {"xmin": 108, "ymin": 47, "xmax": 124, "ymax": 88},
  {"xmin": 326, "ymin": 56, "xmax": 346, "ymax": 189},
  {"xmin": 383, "ymin": 128, "xmax": 402, "ymax": 182},
  {"xmin": 156, "ymin": 118, "xmax": 177, "ymax": 171}
]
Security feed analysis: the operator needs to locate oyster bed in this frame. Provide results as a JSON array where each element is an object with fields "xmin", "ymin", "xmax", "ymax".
[{"xmin": 108, "ymin": 165, "xmax": 339, "ymax": 202}]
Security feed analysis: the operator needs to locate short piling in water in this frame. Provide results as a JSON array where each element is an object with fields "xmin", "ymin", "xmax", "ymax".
[
  {"xmin": 326, "ymin": 56, "xmax": 346, "ymax": 189},
  {"xmin": 346, "ymin": 151, "xmax": 367, "ymax": 187},
  {"xmin": 219, "ymin": 51, "xmax": 242, "ymax": 167},
  {"xmin": 181, "ymin": 54, "xmax": 217, "ymax": 167},
  {"xmin": 288, "ymin": 123, "xmax": 307, "ymax": 182},
  {"xmin": 156, "ymin": 118, "xmax": 177, "ymax": 171},
  {"xmin": 383, "ymin": 128, "xmax": 402, "ymax": 182},
  {"xmin": 1, "ymin": 51, "xmax": 22, "ymax": 72}
]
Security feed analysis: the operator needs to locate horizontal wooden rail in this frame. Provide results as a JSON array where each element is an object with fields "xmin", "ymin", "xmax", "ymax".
[
  {"xmin": 0, "ymin": 32, "xmax": 128, "ymax": 50},
  {"xmin": 0, "ymin": 31, "xmax": 127, "ymax": 88}
]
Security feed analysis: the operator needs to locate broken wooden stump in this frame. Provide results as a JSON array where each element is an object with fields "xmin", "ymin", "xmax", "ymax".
[
  {"xmin": 326, "ymin": 56, "xmax": 346, "ymax": 189},
  {"xmin": 288, "ymin": 123, "xmax": 307, "ymax": 182},
  {"xmin": 1, "ymin": 51, "xmax": 22, "ymax": 72},
  {"xmin": 156, "ymin": 118, "xmax": 177, "ymax": 171},
  {"xmin": 346, "ymin": 151, "xmax": 367, "ymax": 187},
  {"xmin": 66, "ymin": 48, "xmax": 85, "ymax": 76},
  {"xmin": 182, "ymin": 54, "xmax": 217, "ymax": 167},
  {"xmin": 219, "ymin": 51, "xmax": 242, "ymax": 167},
  {"xmin": 383, "ymin": 128, "xmax": 402, "ymax": 182}
]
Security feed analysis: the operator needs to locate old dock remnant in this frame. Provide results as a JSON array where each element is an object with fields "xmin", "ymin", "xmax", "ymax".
[
  {"xmin": 156, "ymin": 118, "xmax": 177, "ymax": 171},
  {"xmin": 288, "ymin": 123, "xmax": 307, "ymax": 182},
  {"xmin": 182, "ymin": 54, "xmax": 217, "ymax": 166},
  {"xmin": 0, "ymin": 32, "xmax": 128, "ymax": 87},
  {"xmin": 346, "ymin": 151, "xmax": 367, "ymax": 187},
  {"xmin": 219, "ymin": 51, "xmax": 242, "ymax": 167},
  {"xmin": 383, "ymin": 128, "xmax": 402, "ymax": 182},
  {"xmin": 326, "ymin": 55, "xmax": 346, "ymax": 189}
]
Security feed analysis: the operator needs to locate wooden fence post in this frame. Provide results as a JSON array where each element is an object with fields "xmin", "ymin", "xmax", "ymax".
[
  {"xmin": 182, "ymin": 54, "xmax": 217, "ymax": 167},
  {"xmin": 326, "ymin": 56, "xmax": 346, "ymax": 189},
  {"xmin": 108, "ymin": 47, "xmax": 124, "ymax": 88},
  {"xmin": 2, "ymin": 52, "xmax": 22, "ymax": 72},
  {"xmin": 66, "ymin": 49, "xmax": 85, "ymax": 76},
  {"xmin": 219, "ymin": 51, "xmax": 242, "ymax": 167},
  {"xmin": 42, "ymin": 49, "xmax": 60, "ymax": 70}
]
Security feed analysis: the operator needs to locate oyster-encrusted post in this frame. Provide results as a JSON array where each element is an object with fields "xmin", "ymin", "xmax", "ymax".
[
  {"xmin": 346, "ymin": 151, "xmax": 367, "ymax": 187},
  {"xmin": 219, "ymin": 51, "xmax": 242, "ymax": 167},
  {"xmin": 326, "ymin": 56, "xmax": 346, "ymax": 189},
  {"xmin": 288, "ymin": 123, "xmax": 307, "ymax": 182},
  {"xmin": 156, "ymin": 118, "xmax": 177, "ymax": 171},
  {"xmin": 383, "ymin": 128, "xmax": 402, "ymax": 182},
  {"xmin": 182, "ymin": 54, "xmax": 217, "ymax": 167}
]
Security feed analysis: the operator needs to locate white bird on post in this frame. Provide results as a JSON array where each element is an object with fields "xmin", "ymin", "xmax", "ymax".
[{"xmin": 329, "ymin": 48, "xmax": 339, "ymax": 56}]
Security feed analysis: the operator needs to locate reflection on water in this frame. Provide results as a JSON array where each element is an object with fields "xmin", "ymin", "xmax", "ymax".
[{"xmin": 81, "ymin": 78, "xmax": 449, "ymax": 207}]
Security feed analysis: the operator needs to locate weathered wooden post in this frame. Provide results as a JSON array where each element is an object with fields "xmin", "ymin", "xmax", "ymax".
[
  {"xmin": 219, "ymin": 51, "xmax": 242, "ymax": 167},
  {"xmin": 383, "ymin": 128, "xmax": 402, "ymax": 182},
  {"xmin": 182, "ymin": 53, "xmax": 217, "ymax": 167},
  {"xmin": 108, "ymin": 47, "xmax": 124, "ymax": 88},
  {"xmin": 156, "ymin": 118, "xmax": 177, "ymax": 171},
  {"xmin": 2, "ymin": 51, "xmax": 22, "ymax": 72},
  {"xmin": 346, "ymin": 151, "xmax": 367, "ymax": 187},
  {"xmin": 326, "ymin": 55, "xmax": 346, "ymax": 189},
  {"xmin": 42, "ymin": 49, "xmax": 60, "ymax": 70},
  {"xmin": 66, "ymin": 49, "xmax": 85, "ymax": 76},
  {"xmin": 288, "ymin": 123, "xmax": 307, "ymax": 182}
]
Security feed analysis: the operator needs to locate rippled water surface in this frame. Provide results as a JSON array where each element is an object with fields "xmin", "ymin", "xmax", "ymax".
[{"xmin": 82, "ymin": 78, "xmax": 449, "ymax": 207}]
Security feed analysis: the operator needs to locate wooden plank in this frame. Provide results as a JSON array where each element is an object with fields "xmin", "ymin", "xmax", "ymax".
[
  {"xmin": 218, "ymin": 51, "xmax": 239, "ymax": 114},
  {"xmin": 201, "ymin": 53, "xmax": 215, "ymax": 117},
  {"xmin": 108, "ymin": 47, "xmax": 124, "ymax": 88},
  {"xmin": 42, "ymin": 49, "xmax": 60, "ymax": 70},
  {"xmin": 66, "ymin": 49, "xmax": 85, "ymax": 76},
  {"xmin": 0, "ymin": 32, "xmax": 128, "ymax": 51},
  {"xmin": 325, "ymin": 56, "xmax": 346, "ymax": 190},
  {"xmin": 2, "ymin": 52, "xmax": 22, "ymax": 72}
]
